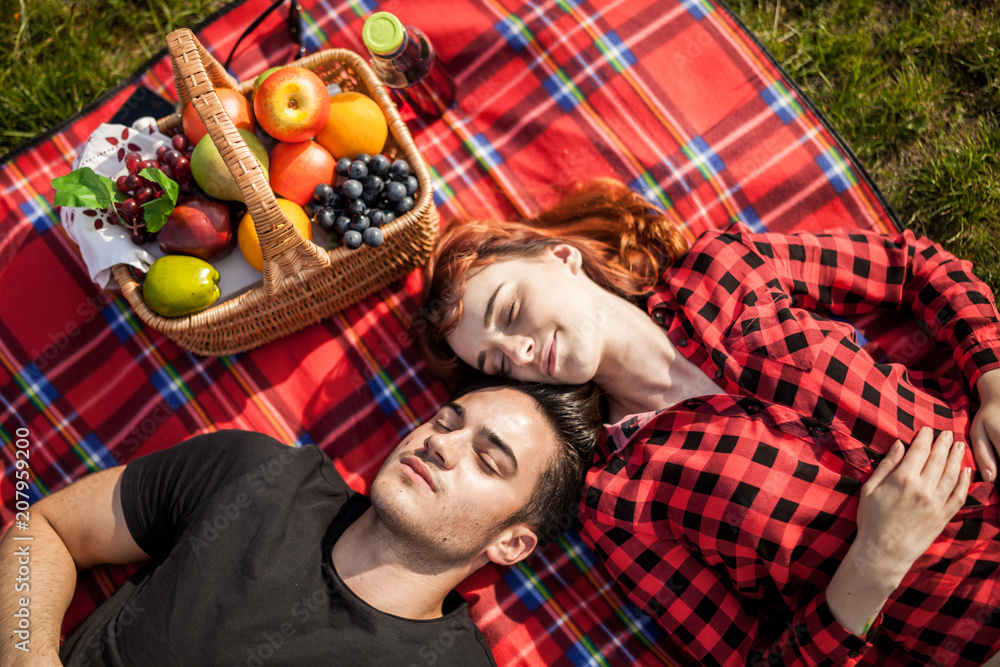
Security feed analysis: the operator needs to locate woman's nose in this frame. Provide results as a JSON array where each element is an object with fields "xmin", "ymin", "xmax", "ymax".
[{"xmin": 500, "ymin": 334, "xmax": 534, "ymax": 366}]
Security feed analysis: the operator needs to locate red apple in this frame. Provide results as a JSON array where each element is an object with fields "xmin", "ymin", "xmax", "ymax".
[
  {"xmin": 157, "ymin": 195, "xmax": 235, "ymax": 262},
  {"xmin": 253, "ymin": 67, "xmax": 331, "ymax": 143},
  {"xmin": 182, "ymin": 88, "xmax": 255, "ymax": 148},
  {"xmin": 269, "ymin": 140, "xmax": 336, "ymax": 206}
]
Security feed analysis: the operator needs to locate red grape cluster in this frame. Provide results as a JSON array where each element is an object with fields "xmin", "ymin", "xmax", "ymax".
[{"xmin": 113, "ymin": 135, "xmax": 194, "ymax": 246}]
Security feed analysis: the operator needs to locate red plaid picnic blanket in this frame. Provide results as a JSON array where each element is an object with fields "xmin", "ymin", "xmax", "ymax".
[{"xmin": 0, "ymin": 0, "xmax": 945, "ymax": 664}]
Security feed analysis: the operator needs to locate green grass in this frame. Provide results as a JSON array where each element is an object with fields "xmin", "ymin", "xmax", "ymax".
[
  {"xmin": 0, "ymin": 0, "xmax": 232, "ymax": 147},
  {"xmin": 731, "ymin": 0, "xmax": 1000, "ymax": 296},
  {"xmin": 1, "ymin": 0, "xmax": 998, "ymax": 295}
]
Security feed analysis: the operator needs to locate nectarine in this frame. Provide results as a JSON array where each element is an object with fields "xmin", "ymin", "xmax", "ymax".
[
  {"xmin": 182, "ymin": 88, "xmax": 255, "ymax": 148},
  {"xmin": 269, "ymin": 140, "xmax": 336, "ymax": 206}
]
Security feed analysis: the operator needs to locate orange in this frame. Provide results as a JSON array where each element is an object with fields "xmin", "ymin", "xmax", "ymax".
[
  {"xmin": 314, "ymin": 91, "xmax": 388, "ymax": 160},
  {"xmin": 238, "ymin": 198, "xmax": 313, "ymax": 272}
]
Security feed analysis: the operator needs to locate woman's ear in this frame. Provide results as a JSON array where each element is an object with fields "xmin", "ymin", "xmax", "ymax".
[{"xmin": 550, "ymin": 244, "xmax": 583, "ymax": 274}]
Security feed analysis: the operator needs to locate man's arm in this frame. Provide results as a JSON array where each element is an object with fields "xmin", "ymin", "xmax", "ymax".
[{"xmin": 0, "ymin": 467, "xmax": 149, "ymax": 665}]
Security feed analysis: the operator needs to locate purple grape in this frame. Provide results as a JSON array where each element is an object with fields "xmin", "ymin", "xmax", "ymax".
[
  {"xmin": 348, "ymin": 160, "xmax": 369, "ymax": 180},
  {"xmin": 364, "ymin": 175, "xmax": 384, "ymax": 195},
  {"xmin": 368, "ymin": 209, "xmax": 385, "ymax": 227},
  {"xmin": 388, "ymin": 159, "xmax": 410, "ymax": 180},
  {"xmin": 404, "ymin": 175, "xmax": 419, "ymax": 196},
  {"xmin": 336, "ymin": 158, "xmax": 352, "ymax": 177},
  {"xmin": 349, "ymin": 214, "xmax": 370, "ymax": 232},
  {"xmin": 334, "ymin": 215, "xmax": 351, "ymax": 235},
  {"xmin": 343, "ymin": 179, "xmax": 364, "ymax": 199},
  {"xmin": 315, "ymin": 207, "xmax": 337, "ymax": 231},
  {"xmin": 347, "ymin": 199, "xmax": 366, "ymax": 215},
  {"xmin": 385, "ymin": 181, "xmax": 406, "ymax": 202},
  {"xmin": 343, "ymin": 229, "xmax": 363, "ymax": 249},
  {"xmin": 363, "ymin": 227, "xmax": 384, "ymax": 247},
  {"xmin": 314, "ymin": 182, "xmax": 335, "ymax": 204},
  {"xmin": 369, "ymin": 153, "xmax": 390, "ymax": 176},
  {"xmin": 395, "ymin": 196, "xmax": 414, "ymax": 215}
]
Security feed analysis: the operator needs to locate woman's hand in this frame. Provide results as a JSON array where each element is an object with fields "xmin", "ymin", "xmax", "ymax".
[
  {"xmin": 855, "ymin": 427, "xmax": 971, "ymax": 585},
  {"xmin": 972, "ymin": 368, "xmax": 1000, "ymax": 482},
  {"xmin": 827, "ymin": 428, "xmax": 971, "ymax": 637}
]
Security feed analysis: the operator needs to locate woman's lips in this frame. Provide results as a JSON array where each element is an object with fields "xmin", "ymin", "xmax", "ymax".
[
  {"xmin": 545, "ymin": 332, "xmax": 557, "ymax": 377},
  {"xmin": 401, "ymin": 457, "xmax": 436, "ymax": 491}
]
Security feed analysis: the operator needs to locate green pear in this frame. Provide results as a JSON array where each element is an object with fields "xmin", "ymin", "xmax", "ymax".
[
  {"xmin": 254, "ymin": 66, "xmax": 283, "ymax": 96},
  {"xmin": 143, "ymin": 255, "xmax": 221, "ymax": 317},
  {"xmin": 190, "ymin": 128, "xmax": 270, "ymax": 202}
]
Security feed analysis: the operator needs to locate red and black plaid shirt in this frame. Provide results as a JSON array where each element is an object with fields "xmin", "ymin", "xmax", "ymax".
[{"xmin": 579, "ymin": 224, "xmax": 1000, "ymax": 666}]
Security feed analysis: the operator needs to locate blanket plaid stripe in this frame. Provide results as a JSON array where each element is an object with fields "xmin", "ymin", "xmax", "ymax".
[{"xmin": 1, "ymin": 0, "xmax": 936, "ymax": 664}]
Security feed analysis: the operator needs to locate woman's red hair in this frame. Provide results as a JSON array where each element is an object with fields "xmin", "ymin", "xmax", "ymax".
[{"xmin": 415, "ymin": 178, "xmax": 688, "ymax": 384}]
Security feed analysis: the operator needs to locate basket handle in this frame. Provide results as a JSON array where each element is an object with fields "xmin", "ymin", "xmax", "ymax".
[{"xmin": 166, "ymin": 28, "xmax": 330, "ymax": 296}]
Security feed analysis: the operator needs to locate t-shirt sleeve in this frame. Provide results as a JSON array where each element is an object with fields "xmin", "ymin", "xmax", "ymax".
[{"xmin": 120, "ymin": 430, "xmax": 292, "ymax": 559}]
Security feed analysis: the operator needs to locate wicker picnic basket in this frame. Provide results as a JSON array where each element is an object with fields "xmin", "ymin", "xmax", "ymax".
[{"xmin": 111, "ymin": 28, "xmax": 439, "ymax": 356}]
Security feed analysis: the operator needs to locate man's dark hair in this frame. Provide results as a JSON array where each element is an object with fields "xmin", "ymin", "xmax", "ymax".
[{"xmin": 453, "ymin": 377, "xmax": 604, "ymax": 547}]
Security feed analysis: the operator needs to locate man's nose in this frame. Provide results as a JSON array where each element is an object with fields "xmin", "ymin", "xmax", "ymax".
[{"xmin": 425, "ymin": 431, "xmax": 462, "ymax": 469}]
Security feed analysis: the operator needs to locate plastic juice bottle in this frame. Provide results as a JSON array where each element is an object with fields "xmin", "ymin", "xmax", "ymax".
[{"xmin": 362, "ymin": 11, "xmax": 456, "ymax": 120}]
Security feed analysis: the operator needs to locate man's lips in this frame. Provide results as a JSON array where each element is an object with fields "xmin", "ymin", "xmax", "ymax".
[{"xmin": 401, "ymin": 456, "xmax": 436, "ymax": 491}]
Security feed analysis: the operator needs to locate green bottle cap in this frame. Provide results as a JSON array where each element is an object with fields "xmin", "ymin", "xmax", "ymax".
[{"xmin": 362, "ymin": 12, "xmax": 405, "ymax": 55}]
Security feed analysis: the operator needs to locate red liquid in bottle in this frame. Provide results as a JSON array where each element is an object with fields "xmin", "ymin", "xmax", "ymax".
[{"xmin": 364, "ymin": 14, "xmax": 456, "ymax": 121}]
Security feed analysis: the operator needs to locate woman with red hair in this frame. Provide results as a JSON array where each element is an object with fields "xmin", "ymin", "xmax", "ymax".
[{"xmin": 416, "ymin": 178, "xmax": 1000, "ymax": 667}]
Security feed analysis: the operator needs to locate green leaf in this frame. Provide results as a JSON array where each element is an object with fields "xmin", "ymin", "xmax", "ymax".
[
  {"xmin": 140, "ymin": 167, "xmax": 180, "ymax": 205},
  {"xmin": 138, "ymin": 167, "xmax": 180, "ymax": 233},
  {"xmin": 51, "ymin": 167, "xmax": 119, "ymax": 209}
]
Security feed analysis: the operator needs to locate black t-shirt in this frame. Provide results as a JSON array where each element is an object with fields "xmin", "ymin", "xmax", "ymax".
[{"xmin": 60, "ymin": 430, "xmax": 496, "ymax": 667}]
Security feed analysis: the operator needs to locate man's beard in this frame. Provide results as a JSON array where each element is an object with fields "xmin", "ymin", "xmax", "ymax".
[{"xmin": 368, "ymin": 483, "xmax": 509, "ymax": 575}]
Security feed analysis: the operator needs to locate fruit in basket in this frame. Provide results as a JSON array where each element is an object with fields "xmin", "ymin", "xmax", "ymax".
[
  {"xmin": 190, "ymin": 129, "xmax": 270, "ymax": 202},
  {"xmin": 182, "ymin": 88, "xmax": 256, "ymax": 148},
  {"xmin": 311, "ymin": 153, "xmax": 415, "ymax": 251},
  {"xmin": 143, "ymin": 255, "xmax": 221, "ymax": 318},
  {"xmin": 253, "ymin": 67, "xmax": 331, "ymax": 143},
  {"xmin": 157, "ymin": 195, "xmax": 234, "ymax": 262},
  {"xmin": 269, "ymin": 140, "xmax": 336, "ymax": 206},
  {"xmin": 237, "ymin": 198, "xmax": 313, "ymax": 272},
  {"xmin": 253, "ymin": 66, "xmax": 283, "ymax": 96},
  {"xmin": 315, "ymin": 92, "xmax": 388, "ymax": 160}
]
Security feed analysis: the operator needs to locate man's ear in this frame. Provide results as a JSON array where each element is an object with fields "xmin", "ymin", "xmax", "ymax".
[
  {"xmin": 549, "ymin": 243, "xmax": 583, "ymax": 274},
  {"xmin": 484, "ymin": 524, "xmax": 538, "ymax": 567}
]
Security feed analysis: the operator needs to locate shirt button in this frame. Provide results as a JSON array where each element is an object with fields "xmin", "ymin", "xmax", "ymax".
[
  {"xmin": 848, "ymin": 650, "xmax": 858, "ymax": 658},
  {"xmin": 746, "ymin": 403, "xmax": 760, "ymax": 414},
  {"xmin": 714, "ymin": 370, "xmax": 723, "ymax": 379},
  {"xmin": 652, "ymin": 311, "xmax": 665, "ymax": 323},
  {"xmin": 678, "ymin": 339, "xmax": 688, "ymax": 347}
]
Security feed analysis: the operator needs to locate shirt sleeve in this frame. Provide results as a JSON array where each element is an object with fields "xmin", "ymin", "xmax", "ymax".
[
  {"xmin": 718, "ymin": 224, "xmax": 1000, "ymax": 394},
  {"xmin": 579, "ymin": 519, "xmax": 875, "ymax": 667},
  {"xmin": 120, "ymin": 429, "xmax": 292, "ymax": 559}
]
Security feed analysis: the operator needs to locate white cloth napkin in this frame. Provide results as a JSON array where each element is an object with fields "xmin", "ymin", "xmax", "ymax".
[{"xmin": 61, "ymin": 118, "xmax": 171, "ymax": 288}]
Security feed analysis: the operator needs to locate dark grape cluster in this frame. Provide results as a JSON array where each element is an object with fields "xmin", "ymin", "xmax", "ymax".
[
  {"xmin": 113, "ymin": 135, "xmax": 194, "ymax": 246},
  {"xmin": 310, "ymin": 153, "xmax": 418, "ymax": 250}
]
